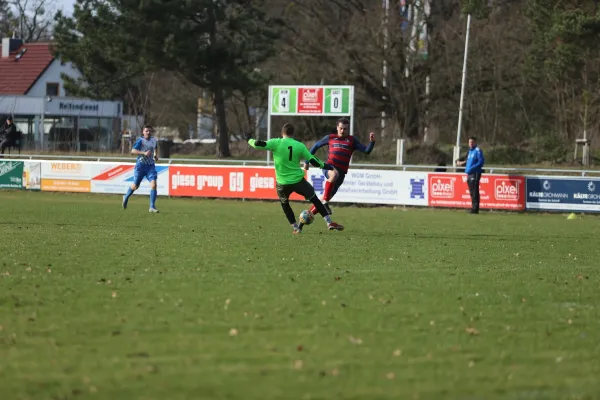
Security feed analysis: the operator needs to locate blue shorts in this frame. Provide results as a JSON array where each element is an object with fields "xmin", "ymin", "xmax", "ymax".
[{"xmin": 133, "ymin": 163, "xmax": 157, "ymax": 187}]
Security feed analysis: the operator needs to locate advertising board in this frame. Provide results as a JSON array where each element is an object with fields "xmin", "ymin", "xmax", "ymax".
[
  {"xmin": 91, "ymin": 163, "xmax": 169, "ymax": 196},
  {"xmin": 526, "ymin": 177, "xmax": 600, "ymax": 212},
  {"xmin": 23, "ymin": 161, "xmax": 41, "ymax": 190},
  {"xmin": 306, "ymin": 169, "xmax": 428, "ymax": 206},
  {"xmin": 0, "ymin": 161, "xmax": 24, "ymax": 189},
  {"xmin": 428, "ymin": 174, "xmax": 525, "ymax": 210},
  {"xmin": 168, "ymin": 165, "xmax": 304, "ymax": 200},
  {"xmin": 41, "ymin": 161, "xmax": 91, "ymax": 192}
]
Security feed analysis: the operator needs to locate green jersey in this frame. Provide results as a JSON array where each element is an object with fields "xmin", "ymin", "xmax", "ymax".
[{"xmin": 249, "ymin": 137, "xmax": 325, "ymax": 185}]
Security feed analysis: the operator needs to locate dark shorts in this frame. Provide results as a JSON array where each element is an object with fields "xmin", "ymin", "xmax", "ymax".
[
  {"xmin": 322, "ymin": 167, "xmax": 346, "ymax": 193},
  {"xmin": 276, "ymin": 179, "xmax": 316, "ymax": 203}
]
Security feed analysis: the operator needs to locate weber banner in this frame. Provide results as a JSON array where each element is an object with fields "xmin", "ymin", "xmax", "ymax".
[
  {"xmin": 91, "ymin": 163, "xmax": 169, "ymax": 196},
  {"xmin": 428, "ymin": 174, "xmax": 525, "ymax": 210},
  {"xmin": 0, "ymin": 160, "xmax": 24, "ymax": 189},
  {"xmin": 526, "ymin": 177, "xmax": 600, "ymax": 212},
  {"xmin": 168, "ymin": 165, "xmax": 304, "ymax": 200},
  {"xmin": 306, "ymin": 169, "xmax": 428, "ymax": 206},
  {"xmin": 41, "ymin": 161, "xmax": 91, "ymax": 192}
]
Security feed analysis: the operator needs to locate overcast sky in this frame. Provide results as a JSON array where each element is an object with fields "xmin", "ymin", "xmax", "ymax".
[{"xmin": 55, "ymin": 0, "xmax": 75, "ymax": 15}]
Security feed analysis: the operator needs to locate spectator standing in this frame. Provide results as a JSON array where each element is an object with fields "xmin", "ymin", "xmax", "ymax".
[
  {"xmin": 0, "ymin": 117, "xmax": 17, "ymax": 155},
  {"xmin": 456, "ymin": 136, "xmax": 485, "ymax": 214}
]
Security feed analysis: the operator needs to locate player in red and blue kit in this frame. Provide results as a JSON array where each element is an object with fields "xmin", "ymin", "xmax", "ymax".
[
  {"xmin": 122, "ymin": 125, "xmax": 160, "ymax": 213},
  {"xmin": 301, "ymin": 118, "xmax": 375, "ymax": 223}
]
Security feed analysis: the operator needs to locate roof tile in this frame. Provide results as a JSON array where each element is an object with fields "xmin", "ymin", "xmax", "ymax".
[{"xmin": 0, "ymin": 42, "xmax": 55, "ymax": 95}]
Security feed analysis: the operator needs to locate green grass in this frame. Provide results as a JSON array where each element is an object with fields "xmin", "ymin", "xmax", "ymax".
[{"xmin": 0, "ymin": 191, "xmax": 599, "ymax": 400}]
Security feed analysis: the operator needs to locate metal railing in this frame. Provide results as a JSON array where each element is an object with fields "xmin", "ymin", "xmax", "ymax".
[{"xmin": 3, "ymin": 153, "xmax": 600, "ymax": 176}]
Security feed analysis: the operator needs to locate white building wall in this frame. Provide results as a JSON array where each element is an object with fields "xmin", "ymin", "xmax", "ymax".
[{"xmin": 26, "ymin": 59, "xmax": 82, "ymax": 97}]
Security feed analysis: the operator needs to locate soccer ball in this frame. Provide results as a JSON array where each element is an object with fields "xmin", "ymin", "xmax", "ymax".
[{"xmin": 299, "ymin": 210, "xmax": 314, "ymax": 225}]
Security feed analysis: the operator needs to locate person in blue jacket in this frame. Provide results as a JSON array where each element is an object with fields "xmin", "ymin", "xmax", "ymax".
[{"xmin": 456, "ymin": 136, "xmax": 485, "ymax": 214}]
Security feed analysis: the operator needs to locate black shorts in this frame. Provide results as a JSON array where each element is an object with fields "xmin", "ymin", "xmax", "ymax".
[{"xmin": 276, "ymin": 179, "xmax": 316, "ymax": 203}]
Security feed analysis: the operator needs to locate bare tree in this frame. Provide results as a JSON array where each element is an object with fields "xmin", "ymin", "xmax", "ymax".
[{"xmin": 11, "ymin": 0, "xmax": 53, "ymax": 42}]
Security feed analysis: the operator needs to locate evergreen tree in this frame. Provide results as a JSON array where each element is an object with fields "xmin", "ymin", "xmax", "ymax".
[
  {"xmin": 53, "ymin": 0, "xmax": 280, "ymax": 157},
  {"xmin": 0, "ymin": 0, "xmax": 15, "ymax": 38},
  {"xmin": 53, "ymin": 0, "xmax": 146, "ymax": 101}
]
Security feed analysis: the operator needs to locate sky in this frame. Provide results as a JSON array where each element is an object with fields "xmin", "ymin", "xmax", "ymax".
[{"xmin": 55, "ymin": 0, "xmax": 76, "ymax": 15}]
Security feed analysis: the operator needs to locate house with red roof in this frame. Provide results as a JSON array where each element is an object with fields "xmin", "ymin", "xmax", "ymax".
[{"xmin": 0, "ymin": 36, "xmax": 123, "ymax": 152}]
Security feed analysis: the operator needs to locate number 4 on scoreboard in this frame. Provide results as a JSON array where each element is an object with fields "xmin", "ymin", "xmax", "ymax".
[{"xmin": 278, "ymin": 89, "xmax": 290, "ymax": 112}]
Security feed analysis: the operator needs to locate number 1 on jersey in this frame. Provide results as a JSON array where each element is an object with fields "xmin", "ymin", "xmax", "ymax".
[{"xmin": 288, "ymin": 146, "xmax": 293, "ymax": 161}]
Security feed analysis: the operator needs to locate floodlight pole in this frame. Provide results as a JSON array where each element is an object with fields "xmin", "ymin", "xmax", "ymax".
[{"xmin": 454, "ymin": 13, "xmax": 472, "ymax": 167}]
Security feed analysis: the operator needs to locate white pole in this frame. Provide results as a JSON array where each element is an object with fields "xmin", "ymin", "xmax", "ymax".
[
  {"xmin": 349, "ymin": 86, "xmax": 355, "ymax": 138},
  {"xmin": 381, "ymin": 0, "xmax": 389, "ymax": 139},
  {"xmin": 396, "ymin": 139, "xmax": 401, "ymax": 165},
  {"xmin": 254, "ymin": 108, "xmax": 261, "ymax": 138},
  {"xmin": 400, "ymin": 139, "xmax": 405, "ymax": 165},
  {"xmin": 422, "ymin": 0, "xmax": 430, "ymax": 143},
  {"xmin": 424, "ymin": 75, "xmax": 430, "ymax": 142},
  {"xmin": 349, "ymin": 86, "xmax": 355, "ymax": 166},
  {"xmin": 404, "ymin": 3, "xmax": 413, "ymax": 78},
  {"xmin": 266, "ymin": 87, "xmax": 272, "ymax": 164},
  {"xmin": 40, "ymin": 112, "xmax": 45, "ymax": 150},
  {"xmin": 454, "ymin": 13, "xmax": 472, "ymax": 166},
  {"xmin": 408, "ymin": 1, "xmax": 420, "ymax": 74}
]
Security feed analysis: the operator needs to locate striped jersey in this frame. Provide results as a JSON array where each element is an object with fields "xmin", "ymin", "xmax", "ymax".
[
  {"xmin": 309, "ymin": 134, "xmax": 374, "ymax": 174},
  {"xmin": 132, "ymin": 136, "xmax": 157, "ymax": 165}
]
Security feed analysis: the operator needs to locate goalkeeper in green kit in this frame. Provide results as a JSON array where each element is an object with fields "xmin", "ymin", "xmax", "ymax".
[{"xmin": 247, "ymin": 123, "xmax": 344, "ymax": 234}]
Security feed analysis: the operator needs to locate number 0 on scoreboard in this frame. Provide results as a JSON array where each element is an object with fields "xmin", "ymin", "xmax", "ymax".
[{"xmin": 330, "ymin": 89, "xmax": 342, "ymax": 113}]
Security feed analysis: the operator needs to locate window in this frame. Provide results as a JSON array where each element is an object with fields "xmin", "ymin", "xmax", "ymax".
[{"xmin": 46, "ymin": 83, "xmax": 59, "ymax": 97}]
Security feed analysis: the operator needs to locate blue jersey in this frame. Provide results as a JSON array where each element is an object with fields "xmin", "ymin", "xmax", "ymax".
[
  {"xmin": 133, "ymin": 136, "xmax": 158, "ymax": 165},
  {"xmin": 465, "ymin": 146, "xmax": 484, "ymax": 174}
]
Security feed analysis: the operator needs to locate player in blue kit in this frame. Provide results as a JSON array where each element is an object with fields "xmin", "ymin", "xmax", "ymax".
[{"xmin": 122, "ymin": 125, "xmax": 160, "ymax": 213}]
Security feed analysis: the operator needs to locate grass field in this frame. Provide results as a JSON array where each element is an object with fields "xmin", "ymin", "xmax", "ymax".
[{"xmin": 0, "ymin": 191, "xmax": 599, "ymax": 400}]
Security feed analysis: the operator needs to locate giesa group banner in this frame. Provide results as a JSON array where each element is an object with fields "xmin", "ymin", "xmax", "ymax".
[
  {"xmin": 428, "ymin": 173, "xmax": 526, "ymax": 211},
  {"xmin": 91, "ymin": 163, "xmax": 169, "ymax": 196},
  {"xmin": 168, "ymin": 165, "xmax": 304, "ymax": 200}
]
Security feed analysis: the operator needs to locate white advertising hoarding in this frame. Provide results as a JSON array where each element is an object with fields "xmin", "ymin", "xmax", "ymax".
[
  {"xmin": 306, "ymin": 169, "xmax": 428, "ymax": 206},
  {"xmin": 90, "ymin": 163, "xmax": 169, "ymax": 196}
]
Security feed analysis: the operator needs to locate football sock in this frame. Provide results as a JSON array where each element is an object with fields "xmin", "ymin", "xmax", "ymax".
[
  {"xmin": 323, "ymin": 181, "xmax": 335, "ymax": 201},
  {"xmin": 150, "ymin": 189, "xmax": 157, "ymax": 208},
  {"xmin": 124, "ymin": 187, "xmax": 134, "ymax": 200},
  {"xmin": 309, "ymin": 195, "xmax": 329, "ymax": 218},
  {"xmin": 281, "ymin": 202, "xmax": 296, "ymax": 225},
  {"xmin": 309, "ymin": 204, "xmax": 317, "ymax": 215},
  {"xmin": 324, "ymin": 215, "xmax": 332, "ymax": 224}
]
